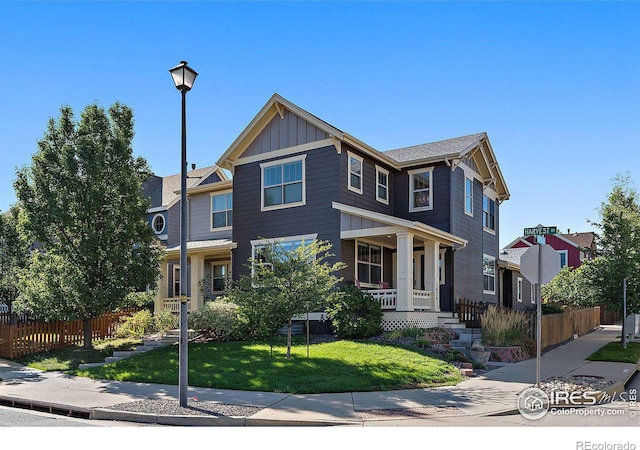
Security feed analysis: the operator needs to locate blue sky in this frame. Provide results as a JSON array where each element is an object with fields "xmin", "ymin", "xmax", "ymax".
[{"xmin": 1, "ymin": 1, "xmax": 638, "ymax": 248}]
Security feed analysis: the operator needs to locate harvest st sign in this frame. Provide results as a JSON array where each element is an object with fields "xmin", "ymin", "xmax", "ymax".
[{"xmin": 524, "ymin": 226, "xmax": 559, "ymax": 236}]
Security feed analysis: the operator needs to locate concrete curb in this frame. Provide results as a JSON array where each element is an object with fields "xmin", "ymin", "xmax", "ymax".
[
  {"xmin": 0, "ymin": 394, "xmax": 91, "ymax": 418},
  {"xmin": 91, "ymin": 408, "xmax": 247, "ymax": 426}
]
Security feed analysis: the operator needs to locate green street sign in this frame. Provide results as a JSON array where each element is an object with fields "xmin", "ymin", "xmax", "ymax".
[{"xmin": 524, "ymin": 226, "xmax": 559, "ymax": 236}]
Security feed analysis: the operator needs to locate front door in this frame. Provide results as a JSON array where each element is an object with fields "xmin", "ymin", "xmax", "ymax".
[{"xmin": 503, "ymin": 269, "xmax": 513, "ymax": 308}]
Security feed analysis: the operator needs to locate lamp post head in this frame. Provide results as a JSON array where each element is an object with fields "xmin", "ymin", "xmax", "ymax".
[{"xmin": 169, "ymin": 60, "xmax": 198, "ymax": 92}]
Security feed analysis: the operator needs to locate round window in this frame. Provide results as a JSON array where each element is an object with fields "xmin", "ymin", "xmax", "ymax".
[{"xmin": 152, "ymin": 214, "xmax": 166, "ymax": 234}]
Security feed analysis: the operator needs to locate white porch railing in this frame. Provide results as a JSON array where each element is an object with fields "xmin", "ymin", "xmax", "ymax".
[
  {"xmin": 162, "ymin": 297, "xmax": 192, "ymax": 313},
  {"xmin": 368, "ymin": 289, "xmax": 435, "ymax": 311}
]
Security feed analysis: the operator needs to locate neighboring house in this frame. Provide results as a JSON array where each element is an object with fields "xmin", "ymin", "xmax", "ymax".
[
  {"xmin": 505, "ymin": 228, "xmax": 597, "ymax": 269},
  {"xmin": 497, "ymin": 247, "xmax": 535, "ymax": 311},
  {"xmin": 149, "ymin": 93, "xmax": 511, "ymax": 331}
]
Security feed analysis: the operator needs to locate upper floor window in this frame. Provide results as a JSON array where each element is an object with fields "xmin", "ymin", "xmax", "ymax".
[
  {"xmin": 261, "ymin": 155, "xmax": 306, "ymax": 211},
  {"xmin": 483, "ymin": 195, "xmax": 496, "ymax": 231},
  {"xmin": 409, "ymin": 167, "xmax": 434, "ymax": 212},
  {"xmin": 557, "ymin": 250, "xmax": 568, "ymax": 268},
  {"xmin": 483, "ymin": 254, "xmax": 496, "ymax": 294},
  {"xmin": 376, "ymin": 165, "xmax": 389, "ymax": 204},
  {"xmin": 211, "ymin": 192, "xmax": 232, "ymax": 230},
  {"xmin": 152, "ymin": 213, "xmax": 166, "ymax": 235},
  {"xmin": 465, "ymin": 177, "xmax": 473, "ymax": 216},
  {"xmin": 348, "ymin": 152, "xmax": 363, "ymax": 194}
]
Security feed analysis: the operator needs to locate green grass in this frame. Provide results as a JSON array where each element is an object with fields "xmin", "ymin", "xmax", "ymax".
[
  {"xmin": 14, "ymin": 338, "xmax": 142, "ymax": 371},
  {"xmin": 73, "ymin": 339, "xmax": 463, "ymax": 394},
  {"xmin": 587, "ymin": 341, "xmax": 640, "ymax": 364}
]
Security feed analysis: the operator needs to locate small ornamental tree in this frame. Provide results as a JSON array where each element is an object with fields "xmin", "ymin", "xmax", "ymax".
[
  {"xmin": 230, "ymin": 239, "xmax": 346, "ymax": 358},
  {"xmin": 14, "ymin": 102, "xmax": 164, "ymax": 348}
]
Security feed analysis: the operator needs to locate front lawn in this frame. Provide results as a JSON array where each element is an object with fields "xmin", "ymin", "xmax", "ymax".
[
  {"xmin": 73, "ymin": 339, "xmax": 462, "ymax": 394},
  {"xmin": 587, "ymin": 341, "xmax": 640, "ymax": 364}
]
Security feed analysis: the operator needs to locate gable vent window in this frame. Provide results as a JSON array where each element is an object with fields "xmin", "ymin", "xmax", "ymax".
[{"xmin": 152, "ymin": 214, "xmax": 166, "ymax": 235}]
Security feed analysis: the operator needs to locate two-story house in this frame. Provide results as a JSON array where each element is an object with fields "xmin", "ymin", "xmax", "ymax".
[{"xmin": 151, "ymin": 93, "xmax": 510, "ymax": 331}]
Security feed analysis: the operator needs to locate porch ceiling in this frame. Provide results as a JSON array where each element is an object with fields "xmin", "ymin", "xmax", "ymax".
[{"xmin": 164, "ymin": 239, "xmax": 236, "ymax": 257}]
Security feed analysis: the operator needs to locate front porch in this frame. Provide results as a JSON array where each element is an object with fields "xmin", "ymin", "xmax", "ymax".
[{"xmin": 155, "ymin": 239, "xmax": 236, "ymax": 314}]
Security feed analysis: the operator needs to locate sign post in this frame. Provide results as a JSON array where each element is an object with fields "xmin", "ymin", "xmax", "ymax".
[{"xmin": 521, "ymin": 226, "xmax": 561, "ymax": 386}]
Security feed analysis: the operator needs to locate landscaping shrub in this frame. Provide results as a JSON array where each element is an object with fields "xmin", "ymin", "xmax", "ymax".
[
  {"xmin": 480, "ymin": 305, "xmax": 531, "ymax": 347},
  {"xmin": 384, "ymin": 327, "xmax": 425, "ymax": 340},
  {"xmin": 325, "ymin": 284, "xmax": 382, "ymax": 339},
  {"xmin": 187, "ymin": 298, "xmax": 247, "ymax": 341},
  {"xmin": 153, "ymin": 308, "xmax": 178, "ymax": 335},
  {"xmin": 115, "ymin": 309, "xmax": 153, "ymax": 338}
]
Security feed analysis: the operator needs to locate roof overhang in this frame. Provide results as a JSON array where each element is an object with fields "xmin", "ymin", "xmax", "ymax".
[
  {"xmin": 164, "ymin": 239, "xmax": 237, "ymax": 258},
  {"xmin": 332, "ymin": 202, "xmax": 468, "ymax": 248}
]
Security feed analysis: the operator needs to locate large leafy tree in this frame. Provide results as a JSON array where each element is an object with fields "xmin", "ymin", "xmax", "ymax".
[
  {"xmin": 0, "ymin": 206, "xmax": 31, "ymax": 317},
  {"xmin": 14, "ymin": 102, "xmax": 163, "ymax": 348},
  {"xmin": 230, "ymin": 239, "xmax": 346, "ymax": 358}
]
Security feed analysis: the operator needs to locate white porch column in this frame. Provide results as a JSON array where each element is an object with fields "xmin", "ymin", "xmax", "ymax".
[
  {"xmin": 424, "ymin": 240, "xmax": 440, "ymax": 311},
  {"xmin": 396, "ymin": 231, "xmax": 414, "ymax": 312},
  {"xmin": 190, "ymin": 254, "xmax": 205, "ymax": 311},
  {"xmin": 155, "ymin": 259, "xmax": 168, "ymax": 313}
]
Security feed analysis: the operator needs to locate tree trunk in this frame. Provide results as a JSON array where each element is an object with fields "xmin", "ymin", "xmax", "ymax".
[
  {"xmin": 286, "ymin": 319, "xmax": 292, "ymax": 359},
  {"xmin": 83, "ymin": 317, "xmax": 93, "ymax": 349}
]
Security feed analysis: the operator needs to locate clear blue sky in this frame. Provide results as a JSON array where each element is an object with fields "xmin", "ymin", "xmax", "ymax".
[{"xmin": 1, "ymin": 1, "xmax": 638, "ymax": 249}]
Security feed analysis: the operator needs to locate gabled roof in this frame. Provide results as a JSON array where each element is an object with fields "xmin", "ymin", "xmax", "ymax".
[
  {"xmin": 498, "ymin": 247, "xmax": 529, "ymax": 270},
  {"xmin": 147, "ymin": 165, "xmax": 228, "ymax": 208},
  {"xmin": 383, "ymin": 133, "xmax": 486, "ymax": 163},
  {"xmin": 215, "ymin": 93, "xmax": 509, "ymax": 200},
  {"xmin": 561, "ymin": 231, "xmax": 597, "ymax": 249}
]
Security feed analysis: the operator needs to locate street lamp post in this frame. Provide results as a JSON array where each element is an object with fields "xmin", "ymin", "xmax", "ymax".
[{"xmin": 169, "ymin": 60, "xmax": 198, "ymax": 407}]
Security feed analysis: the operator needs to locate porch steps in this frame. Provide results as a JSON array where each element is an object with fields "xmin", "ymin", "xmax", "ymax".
[
  {"xmin": 436, "ymin": 313, "xmax": 482, "ymax": 354},
  {"xmin": 77, "ymin": 333, "xmax": 180, "ymax": 370}
]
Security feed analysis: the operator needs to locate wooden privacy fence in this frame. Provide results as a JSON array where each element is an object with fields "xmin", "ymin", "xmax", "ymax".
[
  {"xmin": 536, "ymin": 306, "xmax": 601, "ymax": 351},
  {"xmin": 0, "ymin": 309, "xmax": 139, "ymax": 359},
  {"xmin": 456, "ymin": 297, "xmax": 488, "ymax": 328}
]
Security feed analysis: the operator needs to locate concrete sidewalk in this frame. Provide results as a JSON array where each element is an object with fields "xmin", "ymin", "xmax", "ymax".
[{"xmin": 0, "ymin": 324, "xmax": 638, "ymax": 426}]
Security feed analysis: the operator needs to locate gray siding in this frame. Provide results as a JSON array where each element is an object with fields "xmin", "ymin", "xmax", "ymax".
[
  {"xmin": 241, "ymin": 110, "xmax": 329, "ymax": 158},
  {"xmin": 392, "ymin": 163, "xmax": 451, "ymax": 232},
  {"xmin": 189, "ymin": 191, "xmax": 233, "ymax": 242},
  {"xmin": 337, "ymin": 144, "xmax": 395, "ymax": 215},
  {"xmin": 232, "ymin": 146, "xmax": 342, "ymax": 277},
  {"xmin": 167, "ymin": 203, "xmax": 181, "ymax": 247}
]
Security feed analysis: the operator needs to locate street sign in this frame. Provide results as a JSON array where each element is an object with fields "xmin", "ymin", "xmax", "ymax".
[
  {"xmin": 524, "ymin": 226, "xmax": 559, "ymax": 236},
  {"xmin": 520, "ymin": 244, "xmax": 561, "ymax": 285}
]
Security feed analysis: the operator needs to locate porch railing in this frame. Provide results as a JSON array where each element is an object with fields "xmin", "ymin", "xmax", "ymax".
[
  {"xmin": 162, "ymin": 297, "xmax": 192, "ymax": 313},
  {"xmin": 368, "ymin": 289, "xmax": 435, "ymax": 311}
]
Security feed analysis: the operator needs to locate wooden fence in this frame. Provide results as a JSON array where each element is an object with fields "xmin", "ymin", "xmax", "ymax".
[
  {"xmin": 0, "ymin": 309, "xmax": 139, "ymax": 359},
  {"xmin": 456, "ymin": 297, "xmax": 488, "ymax": 328},
  {"xmin": 535, "ymin": 306, "xmax": 601, "ymax": 350}
]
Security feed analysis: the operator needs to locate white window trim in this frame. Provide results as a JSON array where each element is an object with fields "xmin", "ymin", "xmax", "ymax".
[
  {"xmin": 260, "ymin": 155, "xmax": 306, "ymax": 212},
  {"xmin": 347, "ymin": 151, "xmax": 364, "ymax": 195},
  {"xmin": 355, "ymin": 240, "xmax": 383, "ymax": 289},
  {"xmin": 517, "ymin": 277, "xmax": 523, "ymax": 302},
  {"xmin": 464, "ymin": 176, "xmax": 474, "ymax": 217},
  {"xmin": 152, "ymin": 213, "xmax": 166, "ymax": 235},
  {"xmin": 557, "ymin": 249, "xmax": 569, "ymax": 268},
  {"xmin": 408, "ymin": 167, "xmax": 434, "ymax": 212},
  {"xmin": 531, "ymin": 284, "xmax": 537, "ymax": 304},
  {"xmin": 172, "ymin": 264, "xmax": 181, "ymax": 298},
  {"xmin": 482, "ymin": 192, "xmax": 497, "ymax": 234},
  {"xmin": 483, "ymin": 254, "xmax": 496, "ymax": 294},
  {"xmin": 210, "ymin": 190, "xmax": 233, "ymax": 231},
  {"xmin": 250, "ymin": 233, "xmax": 318, "ymax": 276},
  {"xmin": 375, "ymin": 165, "xmax": 389, "ymax": 204},
  {"xmin": 210, "ymin": 261, "xmax": 230, "ymax": 294}
]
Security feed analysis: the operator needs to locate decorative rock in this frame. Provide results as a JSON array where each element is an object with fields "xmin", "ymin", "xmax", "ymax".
[
  {"xmin": 460, "ymin": 368, "xmax": 474, "ymax": 377},
  {"xmin": 461, "ymin": 362, "xmax": 473, "ymax": 369}
]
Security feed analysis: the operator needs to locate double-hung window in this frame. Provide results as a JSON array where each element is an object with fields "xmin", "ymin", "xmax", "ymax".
[
  {"xmin": 376, "ymin": 165, "xmax": 389, "ymax": 204},
  {"xmin": 261, "ymin": 155, "xmax": 305, "ymax": 211},
  {"xmin": 483, "ymin": 195, "xmax": 496, "ymax": 231},
  {"xmin": 348, "ymin": 152, "xmax": 363, "ymax": 194},
  {"xmin": 356, "ymin": 241, "xmax": 382, "ymax": 286},
  {"xmin": 465, "ymin": 177, "xmax": 473, "ymax": 216},
  {"xmin": 483, "ymin": 254, "xmax": 496, "ymax": 294},
  {"xmin": 211, "ymin": 192, "xmax": 232, "ymax": 230},
  {"xmin": 409, "ymin": 167, "xmax": 434, "ymax": 212},
  {"xmin": 557, "ymin": 250, "xmax": 568, "ymax": 268}
]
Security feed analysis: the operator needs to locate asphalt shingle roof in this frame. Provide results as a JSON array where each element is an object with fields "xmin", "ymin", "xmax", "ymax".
[
  {"xmin": 561, "ymin": 232, "xmax": 596, "ymax": 249},
  {"xmin": 383, "ymin": 132, "xmax": 486, "ymax": 163},
  {"xmin": 160, "ymin": 166, "xmax": 216, "ymax": 205},
  {"xmin": 499, "ymin": 247, "xmax": 529, "ymax": 267}
]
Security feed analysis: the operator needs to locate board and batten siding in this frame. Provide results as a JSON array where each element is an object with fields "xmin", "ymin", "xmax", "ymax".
[
  {"xmin": 240, "ymin": 110, "xmax": 329, "ymax": 159},
  {"xmin": 232, "ymin": 146, "xmax": 342, "ymax": 277}
]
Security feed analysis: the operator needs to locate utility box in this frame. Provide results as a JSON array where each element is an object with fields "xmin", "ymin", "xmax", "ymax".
[{"xmin": 625, "ymin": 314, "xmax": 640, "ymax": 337}]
